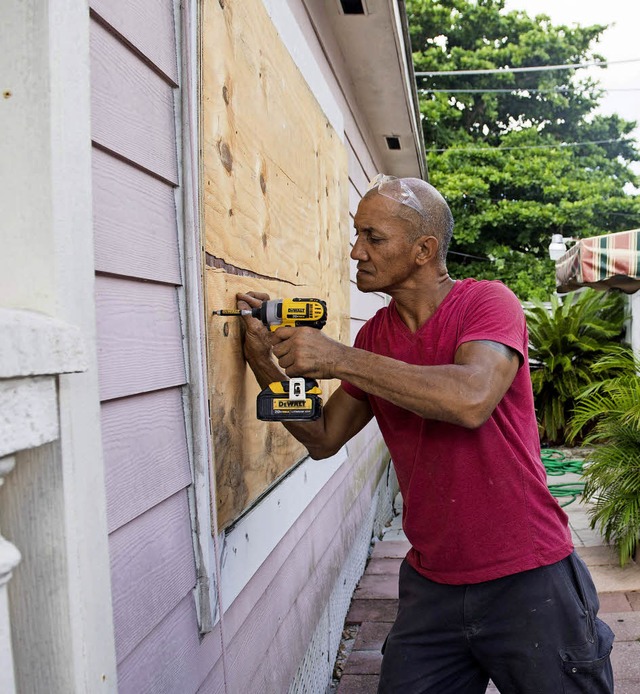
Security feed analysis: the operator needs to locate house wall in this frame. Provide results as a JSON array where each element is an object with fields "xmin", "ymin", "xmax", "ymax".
[
  {"xmin": 1, "ymin": 0, "xmax": 407, "ymax": 690},
  {"xmin": 198, "ymin": 1, "xmax": 395, "ymax": 691},
  {"xmin": 89, "ymin": 1, "xmax": 398, "ymax": 692}
]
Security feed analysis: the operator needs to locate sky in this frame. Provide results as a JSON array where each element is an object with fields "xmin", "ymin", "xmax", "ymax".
[{"xmin": 503, "ymin": 0, "xmax": 640, "ymax": 178}]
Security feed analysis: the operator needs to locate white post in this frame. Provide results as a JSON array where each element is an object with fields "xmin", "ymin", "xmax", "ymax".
[
  {"xmin": 0, "ymin": 457, "xmax": 21, "ymax": 694},
  {"xmin": 0, "ymin": 0, "xmax": 118, "ymax": 690}
]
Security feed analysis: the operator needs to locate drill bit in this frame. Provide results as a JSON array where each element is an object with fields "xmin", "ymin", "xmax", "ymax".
[{"xmin": 212, "ymin": 309, "xmax": 252, "ymax": 316}]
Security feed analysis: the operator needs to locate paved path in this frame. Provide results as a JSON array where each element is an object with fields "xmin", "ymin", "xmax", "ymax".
[{"xmin": 335, "ymin": 486, "xmax": 640, "ymax": 693}]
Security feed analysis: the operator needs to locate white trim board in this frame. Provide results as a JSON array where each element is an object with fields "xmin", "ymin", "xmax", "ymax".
[{"xmin": 219, "ymin": 448, "xmax": 347, "ymax": 611}]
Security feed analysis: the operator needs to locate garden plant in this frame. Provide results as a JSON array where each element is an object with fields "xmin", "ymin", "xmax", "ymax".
[
  {"xmin": 525, "ymin": 288, "xmax": 626, "ymax": 444},
  {"xmin": 568, "ymin": 345, "xmax": 640, "ymax": 566}
]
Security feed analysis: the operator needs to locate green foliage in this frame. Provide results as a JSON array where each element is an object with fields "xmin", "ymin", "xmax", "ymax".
[
  {"xmin": 525, "ymin": 289, "xmax": 626, "ymax": 444},
  {"xmin": 451, "ymin": 246, "xmax": 556, "ymax": 301},
  {"xmin": 406, "ymin": 0, "xmax": 640, "ymax": 301},
  {"xmin": 568, "ymin": 346, "xmax": 640, "ymax": 565}
]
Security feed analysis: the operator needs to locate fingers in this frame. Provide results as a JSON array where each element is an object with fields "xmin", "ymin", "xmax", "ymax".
[
  {"xmin": 270, "ymin": 328, "xmax": 323, "ymax": 377},
  {"xmin": 269, "ymin": 326, "xmax": 295, "ymax": 344},
  {"xmin": 236, "ymin": 291, "xmax": 269, "ymax": 310}
]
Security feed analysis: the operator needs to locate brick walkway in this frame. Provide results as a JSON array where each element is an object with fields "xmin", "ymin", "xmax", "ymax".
[{"xmin": 335, "ymin": 490, "xmax": 640, "ymax": 694}]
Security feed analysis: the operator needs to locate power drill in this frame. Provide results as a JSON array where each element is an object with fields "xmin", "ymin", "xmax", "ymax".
[{"xmin": 212, "ymin": 298, "xmax": 327, "ymax": 421}]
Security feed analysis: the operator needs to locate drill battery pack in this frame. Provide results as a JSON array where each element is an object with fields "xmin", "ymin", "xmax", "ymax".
[{"xmin": 257, "ymin": 379, "xmax": 323, "ymax": 421}]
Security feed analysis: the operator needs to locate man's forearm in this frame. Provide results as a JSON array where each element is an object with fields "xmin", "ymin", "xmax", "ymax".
[{"xmin": 329, "ymin": 345, "xmax": 506, "ymax": 429}]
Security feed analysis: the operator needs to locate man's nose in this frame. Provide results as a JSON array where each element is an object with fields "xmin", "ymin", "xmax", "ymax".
[{"xmin": 350, "ymin": 237, "xmax": 368, "ymax": 261}]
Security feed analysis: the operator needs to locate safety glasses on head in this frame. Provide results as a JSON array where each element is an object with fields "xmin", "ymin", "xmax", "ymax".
[{"xmin": 367, "ymin": 174, "xmax": 425, "ymax": 218}]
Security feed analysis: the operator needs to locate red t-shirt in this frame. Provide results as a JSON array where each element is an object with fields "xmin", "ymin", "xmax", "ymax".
[{"xmin": 342, "ymin": 279, "xmax": 572, "ymax": 584}]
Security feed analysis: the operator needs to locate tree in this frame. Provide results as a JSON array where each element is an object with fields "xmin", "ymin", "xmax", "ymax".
[{"xmin": 407, "ymin": 0, "xmax": 640, "ymax": 300}]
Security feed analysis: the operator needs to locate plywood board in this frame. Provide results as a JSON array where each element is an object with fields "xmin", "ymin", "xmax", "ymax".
[
  {"xmin": 206, "ymin": 269, "xmax": 346, "ymax": 530},
  {"xmin": 201, "ymin": 0, "xmax": 349, "ymax": 288},
  {"xmin": 201, "ymin": 0, "xmax": 350, "ymax": 529}
]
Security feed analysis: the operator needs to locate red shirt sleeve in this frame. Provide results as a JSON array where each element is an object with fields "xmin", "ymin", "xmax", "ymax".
[{"xmin": 455, "ymin": 281, "xmax": 528, "ymax": 363}]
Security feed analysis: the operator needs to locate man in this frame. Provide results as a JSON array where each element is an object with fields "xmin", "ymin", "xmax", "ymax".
[{"xmin": 237, "ymin": 176, "xmax": 614, "ymax": 693}]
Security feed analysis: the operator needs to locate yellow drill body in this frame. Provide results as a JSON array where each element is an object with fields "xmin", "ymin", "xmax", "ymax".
[{"xmin": 212, "ymin": 298, "xmax": 327, "ymax": 421}]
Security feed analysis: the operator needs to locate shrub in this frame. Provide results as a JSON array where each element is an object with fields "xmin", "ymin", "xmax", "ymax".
[
  {"xmin": 525, "ymin": 289, "xmax": 626, "ymax": 444},
  {"xmin": 568, "ymin": 346, "xmax": 640, "ymax": 565}
]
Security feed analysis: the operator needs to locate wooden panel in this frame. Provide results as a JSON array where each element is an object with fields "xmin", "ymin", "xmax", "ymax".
[
  {"xmin": 90, "ymin": 0, "xmax": 179, "ymax": 85},
  {"xmin": 206, "ymin": 269, "xmax": 345, "ymax": 530},
  {"xmin": 93, "ymin": 148, "xmax": 181, "ymax": 284},
  {"xmin": 95, "ymin": 276, "xmax": 186, "ymax": 401},
  {"xmin": 201, "ymin": 0, "xmax": 349, "ymax": 286},
  {"xmin": 201, "ymin": 0, "xmax": 350, "ymax": 529},
  {"xmin": 109, "ymin": 490, "xmax": 196, "ymax": 663},
  {"xmin": 101, "ymin": 388, "xmax": 191, "ymax": 533},
  {"xmin": 90, "ymin": 19, "xmax": 178, "ymax": 184}
]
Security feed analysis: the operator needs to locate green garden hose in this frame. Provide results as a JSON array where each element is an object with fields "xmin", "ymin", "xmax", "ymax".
[{"xmin": 541, "ymin": 449, "xmax": 585, "ymax": 507}]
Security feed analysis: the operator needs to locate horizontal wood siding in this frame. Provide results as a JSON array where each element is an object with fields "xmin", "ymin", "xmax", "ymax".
[
  {"xmin": 109, "ymin": 491, "xmax": 196, "ymax": 662},
  {"xmin": 101, "ymin": 388, "xmax": 192, "ymax": 533},
  {"xmin": 90, "ymin": 1, "xmax": 199, "ymax": 689},
  {"xmin": 90, "ymin": 0, "xmax": 179, "ymax": 85},
  {"xmin": 347, "ymin": 143, "xmax": 370, "ymax": 199},
  {"xmin": 347, "ymin": 135, "xmax": 387, "ymax": 345},
  {"xmin": 90, "ymin": 19, "xmax": 178, "ymax": 184},
  {"xmin": 116, "ymin": 596, "xmax": 207, "ymax": 694},
  {"xmin": 93, "ymin": 148, "xmax": 181, "ymax": 284},
  {"xmin": 94, "ymin": 275, "xmax": 186, "ymax": 401},
  {"xmin": 90, "ymin": 0, "xmax": 394, "ymax": 691}
]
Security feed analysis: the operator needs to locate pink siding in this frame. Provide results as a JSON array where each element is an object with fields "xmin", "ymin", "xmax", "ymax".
[
  {"xmin": 117, "ymin": 596, "xmax": 209, "ymax": 694},
  {"xmin": 90, "ymin": 20, "xmax": 178, "ymax": 184},
  {"xmin": 109, "ymin": 491, "xmax": 196, "ymax": 662},
  {"xmin": 94, "ymin": 276, "xmax": 186, "ymax": 400},
  {"xmin": 198, "ymin": 431, "xmax": 386, "ymax": 692},
  {"xmin": 346, "ymin": 137, "xmax": 387, "ymax": 345},
  {"xmin": 101, "ymin": 388, "xmax": 191, "ymax": 533},
  {"xmin": 90, "ymin": 1, "xmax": 197, "ymax": 688},
  {"xmin": 347, "ymin": 143, "xmax": 370, "ymax": 198},
  {"xmin": 90, "ymin": 0, "xmax": 179, "ymax": 85},
  {"xmin": 93, "ymin": 148, "xmax": 181, "ymax": 284}
]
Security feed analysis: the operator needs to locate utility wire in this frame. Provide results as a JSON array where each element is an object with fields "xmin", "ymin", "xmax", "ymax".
[
  {"xmin": 415, "ymin": 57, "xmax": 640, "ymax": 77},
  {"xmin": 420, "ymin": 87, "xmax": 640, "ymax": 93},
  {"xmin": 426, "ymin": 138, "xmax": 632, "ymax": 153}
]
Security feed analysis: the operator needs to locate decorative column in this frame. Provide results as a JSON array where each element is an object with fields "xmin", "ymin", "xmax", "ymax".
[
  {"xmin": 0, "ymin": 457, "xmax": 21, "ymax": 694},
  {"xmin": 0, "ymin": 310, "xmax": 86, "ymax": 693}
]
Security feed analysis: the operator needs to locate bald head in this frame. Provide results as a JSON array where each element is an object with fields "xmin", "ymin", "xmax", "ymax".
[{"xmin": 365, "ymin": 177, "xmax": 454, "ymax": 265}]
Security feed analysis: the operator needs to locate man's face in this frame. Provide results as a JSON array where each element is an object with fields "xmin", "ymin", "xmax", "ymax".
[{"xmin": 351, "ymin": 193, "xmax": 417, "ymax": 294}]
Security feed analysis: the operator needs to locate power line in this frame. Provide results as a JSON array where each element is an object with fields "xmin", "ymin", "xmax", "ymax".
[
  {"xmin": 420, "ymin": 87, "xmax": 640, "ymax": 93},
  {"xmin": 415, "ymin": 57, "xmax": 640, "ymax": 77},
  {"xmin": 427, "ymin": 138, "xmax": 632, "ymax": 153}
]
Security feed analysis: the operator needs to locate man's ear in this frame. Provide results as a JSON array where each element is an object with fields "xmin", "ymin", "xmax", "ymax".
[{"xmin": 415, "ymin": 235, "xmax": 439, "ymax": 266}]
